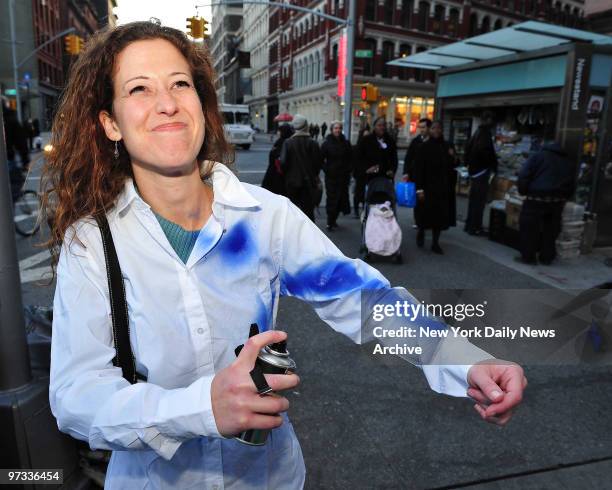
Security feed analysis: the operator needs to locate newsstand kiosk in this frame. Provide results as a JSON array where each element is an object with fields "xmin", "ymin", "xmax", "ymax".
[{"xmin": 389, "ymin": 21, "xmax": 612, "ymax": 252}]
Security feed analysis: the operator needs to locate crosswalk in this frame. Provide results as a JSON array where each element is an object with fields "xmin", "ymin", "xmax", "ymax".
[{"xmin": 19, "ymin": 249, "xmax": 53, "ymax": 284}]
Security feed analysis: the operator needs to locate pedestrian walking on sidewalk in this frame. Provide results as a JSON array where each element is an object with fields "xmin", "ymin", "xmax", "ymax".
[
  {"xmin": 402, "ymin": 118, "xmax": 431, "ymax": 229},
  {"xmin": 413, "ymin": 121, "xmax": 458, "ymax": 254},
  {"xmin": 321, "ymin": 121, "xmax": 352, "ymax": 230},
  {"xmin": 40, "ymin": 23, "xmax": 526, "ymax": 489},
  {"xmin": 357, "ymin": 116, "xmax": 398, "ymax": 183},
  {"xmin": 262, "ymin": 123, "xmax": 293, "ymax": 196},
  {"xmin": 402, "ymin": 118, "xmax": 430, "ymax": 182},
  {"xmin": 280, "ymin": 114, "xmax": 323, "ymax": 220},
  {"xmin": 464, "ymin": 111, "xmax": 498, "ymax": 235},
  {"xmin": 321, "ymin": 121, "xmax": 327, "ymax": 138},
  {"xmin": 517, "ymin": 140, "xmax": 576, "ymax": 265}
]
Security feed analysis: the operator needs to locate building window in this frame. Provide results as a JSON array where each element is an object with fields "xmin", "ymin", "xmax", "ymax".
[
  {"xmin": 382, "ymin": 41, "xmax": 394, "ymax": 77},
  {"xmin": 493, "ymin": 19, "xmax": 503, "ymax": 30},
  {"xmin": 402, "ymin": 1, "xmax": 412, "ymax": 28},
  {"xmin": 418, "ymin": 2, "xmax": 429, "ymax": 31},
  {"xmin": 469, "ymin": 13, "xmax": 479, "ymax": 36},
  {"xmin": 363, "ymin": 38, "xmax": 377, "ymax": 76},
  {"xmin": 481, "ymin": 16, "xmax": 491, "ymax": 33},
  {"xmin": 331, "ymin": 43, "xmax": 338, "ymax": 78},
  {"xmin": 448, "ymin": 8, "xmax": 459, "ymax": 37},
  {"xmin": 384, "ymin": 0, "xmax": 394, "ymax": 25},
  {"xmin": 433, "ymin": 5, "xmax": 445, "ymax": 34},
  {"xmin": 399, "ymin": 43, "xmax": 411, "ymax": 80},
  {"xmin": 365, "ymin": 0, "xmax": 376, "ymax": 21}
]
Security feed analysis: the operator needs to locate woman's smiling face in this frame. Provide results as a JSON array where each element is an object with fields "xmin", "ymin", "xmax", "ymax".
[{"xmin": 99, "ymin": 38, "xmax": 205, "ymax": 175}]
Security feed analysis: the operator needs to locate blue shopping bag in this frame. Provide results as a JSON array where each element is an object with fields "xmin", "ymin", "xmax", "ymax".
[{"xmin": 395, "ymin": 181, "xmax": 416, "ymax": 208}]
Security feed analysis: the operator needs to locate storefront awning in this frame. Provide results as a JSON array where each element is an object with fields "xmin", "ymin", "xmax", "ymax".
[{"xmin": 388, "ymin": 21, "xmax": 612, "ymax": 70}]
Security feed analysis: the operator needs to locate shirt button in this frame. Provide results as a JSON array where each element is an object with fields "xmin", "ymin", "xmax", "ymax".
[{"xmin": 197, "ymin": 328, "xmax": 204, "ymax": 334}]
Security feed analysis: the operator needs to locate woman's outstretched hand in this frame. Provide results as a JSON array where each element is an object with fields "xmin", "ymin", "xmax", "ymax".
[
  {"xmin": 211, "ymin": 330, "xmax": 300, "ymax": 437},
  {"xmin": 467, "ymin": 360, "xmax": 527, "ymax": 426}
]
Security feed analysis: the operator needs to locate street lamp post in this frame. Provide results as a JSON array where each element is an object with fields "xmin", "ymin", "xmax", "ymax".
[
  {"xmin": 8, "ymin": 0, "xmax": 22, "ymax": 123},
  {"xmin": 342, "ymin": 0, "xmax": 357, "ymax": 143}
]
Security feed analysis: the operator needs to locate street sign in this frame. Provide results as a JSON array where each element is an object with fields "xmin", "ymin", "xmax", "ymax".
[
  {"xmin": 4, "ymin": 89, "xmax": 16, "ymax": 96},
  {"xmin": 355, "ymin": 50, "xmax": 373, "ymax": 58}
]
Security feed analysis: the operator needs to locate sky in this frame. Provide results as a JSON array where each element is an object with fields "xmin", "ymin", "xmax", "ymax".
[{"xmin": 115, "ymin": 0, "xmax": 212, "ymax": 31}]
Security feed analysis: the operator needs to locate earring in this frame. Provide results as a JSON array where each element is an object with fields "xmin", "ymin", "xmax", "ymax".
[{"xmin": 114, "ymin": 140, "xmax": 119, "ymax": 159}]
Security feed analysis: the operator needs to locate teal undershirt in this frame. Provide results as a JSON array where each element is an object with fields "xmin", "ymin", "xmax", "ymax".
[{"xmin": 154, "ymin": 212, "xmax": 200, "ymax": 264}]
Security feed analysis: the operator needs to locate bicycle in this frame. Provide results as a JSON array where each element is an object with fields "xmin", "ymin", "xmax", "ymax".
[
  {"xmin": 13, "ymin": 187, "xmax": 41, "ymax": 237},
  {"xmin": 10, "ymin": 154, "xmax": 43, "ymax": 237}
]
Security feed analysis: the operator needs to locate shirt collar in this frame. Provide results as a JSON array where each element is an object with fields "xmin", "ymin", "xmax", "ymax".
[{"xmin": 114, "ymin": 161, "xmax": 261, "ymax": 215}]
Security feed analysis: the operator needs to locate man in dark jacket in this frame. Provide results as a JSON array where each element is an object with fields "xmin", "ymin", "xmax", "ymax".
[
  {"xmin": 280, "ymin": 114, "xmax": 323, "ymax": 221},
  {"xmin": 464, "ymin": 111, "xmax": 498, "ymax": 235},
  {"xmin": 402, "ymin": 118, "xmax": 431, "ymax": 181},
  {"xmin": 517, "ymin": 141, "xmax": 576, "ymax": 265}
]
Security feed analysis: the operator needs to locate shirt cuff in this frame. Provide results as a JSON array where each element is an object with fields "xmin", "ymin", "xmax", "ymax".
[{"xmin": 423, "ymin": 337, "xmax": 493, "ymax": 397}]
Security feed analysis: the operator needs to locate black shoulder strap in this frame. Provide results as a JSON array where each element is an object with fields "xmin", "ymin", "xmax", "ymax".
[{"xmin": 96, "ymin": 214, "xmax": 145, "ymax": 384}]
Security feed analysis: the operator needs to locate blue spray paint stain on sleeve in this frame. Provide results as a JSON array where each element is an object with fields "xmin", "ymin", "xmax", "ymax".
[
  {"xmin": 217, "ymin": 221, "xmax": 257, "ymax": 267},
  {"xmin": 283, "ymin": 257, "xmax": 387, "ymax": 299}
]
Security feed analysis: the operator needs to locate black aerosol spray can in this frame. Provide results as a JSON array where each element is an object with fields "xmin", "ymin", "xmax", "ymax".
[{"xmin": 234, "ymin": 325, "xmax": 297, "ymax": 446}]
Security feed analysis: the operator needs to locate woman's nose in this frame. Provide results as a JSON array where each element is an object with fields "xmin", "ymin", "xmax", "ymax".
[{"xmin": 155, "ymin": 88, "xmax": 178, "ymax": 115}]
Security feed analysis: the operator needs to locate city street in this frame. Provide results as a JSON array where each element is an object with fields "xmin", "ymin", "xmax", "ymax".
[{"xmin": 13, "ymin": 136, "xmax": 612, "ymax": 489}]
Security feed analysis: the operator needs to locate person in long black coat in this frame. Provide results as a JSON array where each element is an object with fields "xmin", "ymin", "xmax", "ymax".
[
  {"xmin": 356, "ymin": 116, "xmax": 398, "ymax": 183},
  {"xmin": 321, "ymin": 122, "xmax": 352, "ymax": 230},
  {"xmin": 413, "ymin": 121, "xmax": 458, "ymax": 254},
  {"xmin": 262, "ymin": 124, "xmax": 293, "ymax": 196}
]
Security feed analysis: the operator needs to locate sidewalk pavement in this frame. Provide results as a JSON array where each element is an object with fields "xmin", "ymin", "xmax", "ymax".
[{"xmin": 453, "ymin": 195, "xmax": 612, "ymax": 290}]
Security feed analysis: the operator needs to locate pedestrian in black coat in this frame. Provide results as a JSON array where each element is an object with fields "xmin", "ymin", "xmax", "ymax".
[
  {"xmin": 321, "ymin": 122, "xmax": 328, "ymax": 138},
  {"xmin": 280, "ymin": 114, "xmax": 323, "ymax": 221},
  {"xmin": 413, "ymin": 121, "xmax": 458, "ymax": 254},
  {"xmin": 357, "ymin": 117, "xmax": 398, "ymax": 183},
  {"xmin": 464, "ymin": 111, "xmax": 498, "ymax": 235},
  {"xmin": 517, "ymin": 141, "xmax": 576, "ymax": 265},
  {"xmin": 262, "ymin": 124, "xmax": 293, "ymax": 196},
  {"xmin": 402, "ymin": 118, "xmax": 431, "ymax": 180},
  {"xmin": 321, "ymin": 122, "xmax": 352, "ymax": 230}
]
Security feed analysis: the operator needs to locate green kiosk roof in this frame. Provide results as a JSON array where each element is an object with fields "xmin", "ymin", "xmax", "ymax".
[{"xmin": 387, "ymin": 21, "xmax": 612, "ymax": 70}]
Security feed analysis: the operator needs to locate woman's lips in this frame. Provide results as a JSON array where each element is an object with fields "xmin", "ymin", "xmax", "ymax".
[{"xmin": 153, "ymin": 122, "xmax": 187, "ymax": 131}]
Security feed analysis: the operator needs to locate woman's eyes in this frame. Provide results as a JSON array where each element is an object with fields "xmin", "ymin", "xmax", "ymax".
[
  {"xmin": 129, "ymin": 85, "xmax": 146, "ymax": 95},
  {"xmin": 128, "ymin": 80, "xmax": 191, "ymax": 95},
  {"xmin": 174, "ymin": 80, "xmax": 191, "ymax": 89}
]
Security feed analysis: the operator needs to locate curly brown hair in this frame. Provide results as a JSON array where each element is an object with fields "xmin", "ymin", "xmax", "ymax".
[{"xmin": 40, "ymin": 21, "xmax": 233, "ymax": 266}]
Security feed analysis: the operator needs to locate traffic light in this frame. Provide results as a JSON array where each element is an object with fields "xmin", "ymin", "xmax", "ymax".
[
  {"xmin": 64, "ymin": 34, "xmax": 83, "ymax": 55},
  {"xmin": 359, "ymin": 83, "xmax": 379, "ymax": 102},
  {"xmin": 186, "ymin": 17, "xmax": 209, "ymax": 39}
]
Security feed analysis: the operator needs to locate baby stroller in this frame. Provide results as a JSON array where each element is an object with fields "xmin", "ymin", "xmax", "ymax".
[{"xmin": 360, "ymin": 176, "xmax": 403, "ymax": 264}]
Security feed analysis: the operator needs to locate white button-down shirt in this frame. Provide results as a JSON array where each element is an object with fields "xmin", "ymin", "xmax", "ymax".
[{"xmin": 50, "ymin": 162, "xmax": 490, "ymax": 489}]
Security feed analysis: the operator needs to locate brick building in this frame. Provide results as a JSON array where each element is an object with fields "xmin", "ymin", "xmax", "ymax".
[
  {"xmin": 1, "ymin": 0, "xmax": 115, "ymax": 130},
  {"xmin": 259, "ymin": 0, "xmax": 586, "ymax": 141}
]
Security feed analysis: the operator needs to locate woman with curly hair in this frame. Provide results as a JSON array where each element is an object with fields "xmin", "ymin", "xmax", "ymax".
[{"xmin": 44, "ymin": 21, "xmax": 525, "ymax": 490}]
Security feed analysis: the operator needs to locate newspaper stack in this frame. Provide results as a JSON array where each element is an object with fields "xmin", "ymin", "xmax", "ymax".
[{"xmin": 556, "ymin": 202, "xmax": 585, "ymax": 259}]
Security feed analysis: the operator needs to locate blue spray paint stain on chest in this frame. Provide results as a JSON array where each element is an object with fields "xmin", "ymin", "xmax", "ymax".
[
  {"xmin": 217, "ymin": 220, "xmax": 257, "ymax": 267},
  {"xmin": 283, "ymin": 257, "xmax": 386, "ymax": 299}
]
